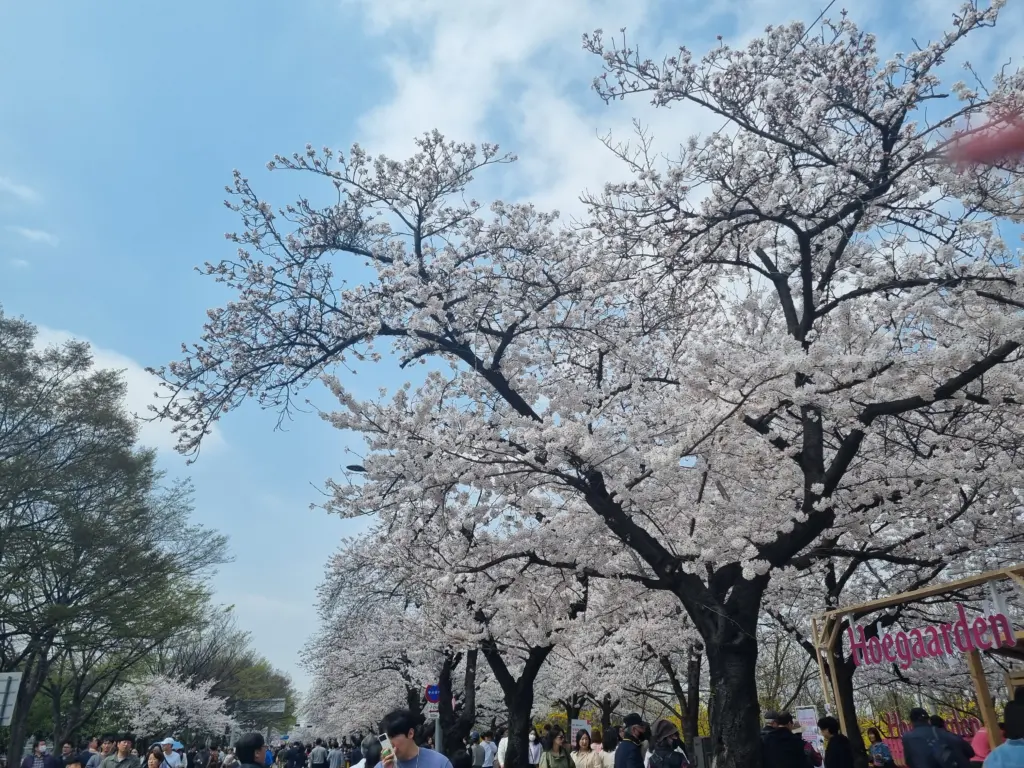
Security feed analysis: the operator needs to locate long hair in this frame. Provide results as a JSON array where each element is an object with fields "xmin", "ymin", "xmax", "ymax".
[
  {"xmin": 601, "ymin": 730, "xmax": 618, "ymax": 753},
  {"xmin": 575, "ymin": 731, "xmax": 591, "ymax": 752},
  {"xmin": 542, "ymin": 728, "xmax": 563, "ymax": 754}
]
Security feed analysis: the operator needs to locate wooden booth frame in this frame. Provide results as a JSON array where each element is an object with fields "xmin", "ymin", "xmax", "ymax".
[{"xmin": 811, "ymin": 565, "xmax": 1024, "ymax": 751}]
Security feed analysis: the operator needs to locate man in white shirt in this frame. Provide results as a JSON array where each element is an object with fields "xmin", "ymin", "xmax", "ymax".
[
  {"xmin": 161, "ymin": 741, "xmax": 182, "ymax": 768},
  {"xmin": 494, "ymin": 731, "xmax": 507, "ymax": 768}
]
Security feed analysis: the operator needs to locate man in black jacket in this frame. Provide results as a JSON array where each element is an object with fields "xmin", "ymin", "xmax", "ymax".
[
  {"xmin": 762, "ymin": 713, "xmax": 810, "ymax": 768},
  {"xmin": 901, "ymin": 708, "xmax": 973, "ymax": 768},
  {"xmin": 615, "ymin": 714, "xmax": 648, "ymax": 768},
  {"xmin": 21, "ymin": 741, "xmax": 62, "ymax": 768},
  {"xmin": 817, "ymin": 718, "xmax": 854, "ymax": 768},
  {"xmin": 761, "ymin": 712, "xmax": 780, "ymax": 742}
]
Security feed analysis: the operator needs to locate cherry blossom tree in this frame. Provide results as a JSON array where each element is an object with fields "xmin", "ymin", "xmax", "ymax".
[
  {"xmin": 541, "ymin": 585, "xmax": 702, "ymax": 748},
  {"xmin": 575, "ymin": 2, "xmax": 1024, "ymax": 762},
  {"xmin": 153, "ymin": 3, "xmax": 1024, "ymax": 766},
  {"xmin": 303, "ymin": 552, "xmax": 481, "ymax": 740},
  {"xmin": 109, "ymin": 674, "xmax": 234, "ymax": 739},
  {"xmin": 764, "ymin": 489, "xmax": 1024, "ymax": 762}
]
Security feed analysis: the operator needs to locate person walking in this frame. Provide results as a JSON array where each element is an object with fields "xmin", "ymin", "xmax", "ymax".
[
  {"xmin": 540, "ymin": 730, "xmax": 574, "ymax": 768},
  {"xmin": 349, "ymin": 735, "xmax": 379, "ymax": 768},
  {"xmin": 347, "ymin": 743, "xmax": 362, "ymax": 768},
  {"xmin": 816, "ymin": 718, "xmax": 854, "ymax": 768},
  {"xmin": 901, "ymin": 709, "xmax": 973, "ymax": 768},
  {"xmin": 100, "ymin": 736, "xmax": 141, "ymax": 768},
  {"xmin": 235, "ymin": 734, "xmax": 268, "ymax": 768},
  {"xmin": 572, "ymin": 732, "xmax": 602, "ymax": 768},
  {"xmin": 159, "ymin": 742, "xmax": 181, "ymax": 768},
  {"xmin": 375, "ymin": 709, "xmax": 453, "ymax": 768},
  {"xmin": 528, "ymin": 731, "xmax": 543, "ymax": 768},
  {"xmin": 866, "ymin": 728, "xmax": 894, "ymax": 768},
  {"xmin": 88, "ymin": 739, "xmax": 115, "ymax": 768},
  {"xmin": 21, "ymin": 741, "xmax": 62, "ymax": 768},
  {"xmin": 470, "ymin": 735, "xmax": 484, "ymax": 768},
  {"xmin": 309, "ymin": 742, "xmax": 328, "ymax": 768},
  {"xmin": 615, "ymin": 716, "xmax": 647, "ymax": 768},
  {"xmin": 761, "ymin": 713, "xmax": 807, "ymax": 768},
  {"xmin": 983, "ymin": 701, "xmax": 1024, "ymax": 767},
  {"xmin": 646, "ymin": 721, "xmax": 687, "ymax": 768},
  {"xmin": 481, "ymin": 735, "xmax": 497, "ymax": 768},
  {"xmin": 147, "ymin": 749, "xmax": 169, "ymax": 768},
  {"xmin": 495, "ymin": 730, "xmax": 508, "ymax": 768},
  {"xmin": 600, "ymin": 731, "xmax": 618, "ymax": 768}
]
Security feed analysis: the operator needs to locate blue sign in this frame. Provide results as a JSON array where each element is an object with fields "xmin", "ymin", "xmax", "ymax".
[{"xmin": 425, "ymin": 685, "xmax": 441, "ymax": 703}]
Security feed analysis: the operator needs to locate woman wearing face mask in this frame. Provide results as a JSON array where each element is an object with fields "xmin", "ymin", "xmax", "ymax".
[
  {"xmin": 528, "ymin": 731, "xmax": 542, "ymax": 768},
  {"xmin": 646, "ymin": 721, "xmax": 688, "ymax": 768}
]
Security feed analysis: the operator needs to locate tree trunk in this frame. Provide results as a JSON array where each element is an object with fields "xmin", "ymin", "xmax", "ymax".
[
  {"xmin": 480, "ymin": 644, "xmax": 551, "ymax": 768},
  {"xmin": 406, "ymin": 684, "xmax": 426, "ymax": 728},
  {"xmin": 561, "ymin": 694, "xmax": 584, "ymax": 728},
  {"xmin": 705, "ymin": 638, "xmax": 760, "ymax": 768},
  {"xmin": 832, "ymin": 650, "xmax": 869, "ymax": 768},
  {"xmin": 439, "ymin": 650, "xmax": 477, "ymax": 755},
  {"xmin": 597, "ymin": 695, "xmax": 617, "ymax": 736},
  {"xmin": 683, "ymin": 644, "xmax": 703, "ymax": 757},
  {"xmin": 504, "ymin": 685, "xmax": 536, "ymax": 768},
  {"xmin": 654, "ymin": 642, "xmax": 703, "ymax": 757},
  {"xmin": 9, "ymin": 648, "xmax": 54, "ymax": 767}
]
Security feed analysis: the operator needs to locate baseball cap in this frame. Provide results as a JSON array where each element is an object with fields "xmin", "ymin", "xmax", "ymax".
[
  {"xmin": 161, "ymin": 739, "xmax": 175, "ymax": 747},
  {"xmin": 763, "ymin": 711, "xmax": 780, "ymax": 724},
  {"xmin": 622, "ymin": 713, "xmax": 648, "ymax": 729}
]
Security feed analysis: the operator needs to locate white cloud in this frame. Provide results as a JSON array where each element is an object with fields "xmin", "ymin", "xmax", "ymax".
[
  {"xmin": 33, "ymin": 326, "xmax": 224, "ymax": 457},
  {"xmin": 346, "ymin": 0, "xmax": 653, "ymax": 158},
  {"xmin": 7, "ymin": 226, "xmax": 58, "ymax": 246},
  {"xmin": 8, "ymin": 258, "xmax": 29, "ymax": 268},
  {"xmin": 345, "ymin": 0, "xmax": 1024, "ymax": 219},
  {"xmin": 0, "ymin": 175, "xmax": 39, "ymax": 202}
]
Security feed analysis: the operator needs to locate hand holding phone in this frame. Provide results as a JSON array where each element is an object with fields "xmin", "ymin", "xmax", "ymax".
[{"xmin": 378, "ymin": 735, "xmax": 396, "ymax": 768}]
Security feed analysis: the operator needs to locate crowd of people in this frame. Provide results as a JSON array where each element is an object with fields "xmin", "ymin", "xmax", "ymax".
[
  {"xmin": 16, "ymin": 735, "xmax": 246, "ymax": 768},
  {"xmin": 18, "ymin": 696, "xmax": 1024, "ymax": 768},
  {"xmin": 758, "ymin": 700, "xmax": 1024, "ymax": 768},
  {"xmin": 299, "ymin": 709, "xmax": 692, "ymax": 768}
]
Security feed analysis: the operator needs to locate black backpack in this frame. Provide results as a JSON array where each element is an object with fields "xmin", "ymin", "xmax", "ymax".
[
  {"xmin": 648, "ymin": 748, "xmax": 688, "ymax": 768},
  {"xmin": 924, "ymin": 728, "xmax": 960, "ymax": 768}
]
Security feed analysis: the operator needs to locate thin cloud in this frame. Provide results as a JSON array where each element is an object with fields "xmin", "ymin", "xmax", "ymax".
[
  {"xmin": 33, "ymin": 326, "xmax": 225, "ymax": 456},
  {"xmin": 346, "ymin": 0, "xmax": 1024, "ymax": 221},
  {"xmin": 8, "ymin": 258, "xmax": 29, "ymax": 268},
  {"xmin": 8, "ymin": 226, "xmax": 58, "ymax": 246},
  {"xmin": 0, "ymin": 176, "xmax": 39, "ymax": 202}
]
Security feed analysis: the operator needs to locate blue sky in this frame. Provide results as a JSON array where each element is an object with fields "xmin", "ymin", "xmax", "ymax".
[{"xmin": 1, "ymin": 0, "xmax": 1020, "ymax": 695}]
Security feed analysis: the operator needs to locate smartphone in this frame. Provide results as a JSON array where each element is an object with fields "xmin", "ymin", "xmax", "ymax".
[{"xmin": 377, "ymin": 734, "xmax": 395, "ymax": 766}]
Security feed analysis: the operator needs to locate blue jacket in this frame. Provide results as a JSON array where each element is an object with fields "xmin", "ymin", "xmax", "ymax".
[
  {"xmin": 614, "ymin": 740, "xmax": 643, "ymax": 768},
  {"xmin": 901, "ymin": 724, "xmax": 973, "ymax": 768}
]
